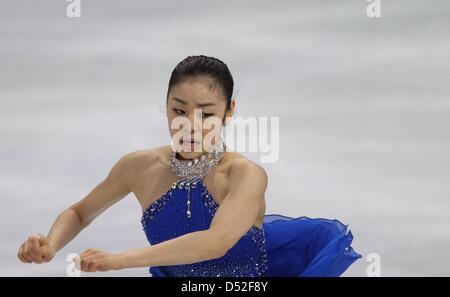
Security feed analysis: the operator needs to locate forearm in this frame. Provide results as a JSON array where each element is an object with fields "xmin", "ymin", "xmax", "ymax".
[
  {"xmin": 118, "ymin": 230, "xmax": 225, "ymax": 269},
  {"xmin": 46, "ymin": 208, "xmax": 86, "ymax": 253}
]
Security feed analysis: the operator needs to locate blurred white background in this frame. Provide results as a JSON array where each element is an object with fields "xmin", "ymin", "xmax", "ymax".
[{"xmin": 1, "ymin": 0, "xmax": 449, "ymax": 276}]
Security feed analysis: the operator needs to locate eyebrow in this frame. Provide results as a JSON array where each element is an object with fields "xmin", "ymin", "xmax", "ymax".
[{"xmin": 173, "ymin": 97, "xmax": 216, "ymax": 107}]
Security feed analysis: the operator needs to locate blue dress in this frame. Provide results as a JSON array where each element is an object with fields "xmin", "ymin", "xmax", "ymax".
[{"xmin": 141, "ymin": 178, "xmax": 362, "ymax": 277}]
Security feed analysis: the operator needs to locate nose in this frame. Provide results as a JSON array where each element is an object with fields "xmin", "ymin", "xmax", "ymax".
[
  {"xmin": 190, "ymin": 109, "xmax": 202, "ymax": 128},
  {"xmin": 186, "ymin": 109, "xmax": 202, "ymax": 139}
]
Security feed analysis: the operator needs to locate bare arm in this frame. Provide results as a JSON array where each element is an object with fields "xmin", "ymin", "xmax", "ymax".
[
  {"xmin": 48, "ymin": 153, "xmax": 132, "ymax": 252},
  {"xmin": 18, "ymin": 151, "xmax": 137, "ymax": 264},
  {"xmin": 116, "ymin": 229, "xmax": 226, "ymax": 268}
]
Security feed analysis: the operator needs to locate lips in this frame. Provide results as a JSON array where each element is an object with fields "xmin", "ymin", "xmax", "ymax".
[{"xmin": 179, "ymin": 138, "xmax": 200, "ymax": 145}]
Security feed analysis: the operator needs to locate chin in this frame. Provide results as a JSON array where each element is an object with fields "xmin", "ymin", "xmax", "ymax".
[
  {"xmin": 178, "ymin": 151, "xmax": 204, "ymax": 160},
  {"xmin": 178, "ymin": 144, "xmax": 204, "ymax": 156}
]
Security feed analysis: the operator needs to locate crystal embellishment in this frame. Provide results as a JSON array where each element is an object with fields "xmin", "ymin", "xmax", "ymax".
[
  {"xmin": 170, "ymin": 141, "xmax": 226, "ymax": 180},
  {"xmin": 170, "ymin": 140, "xmax": 227, "ymax": 218}
]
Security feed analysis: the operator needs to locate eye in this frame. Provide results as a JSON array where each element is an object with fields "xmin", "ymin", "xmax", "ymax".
[
  {"xmin": 202, "ymin": 113, "xmax": 214, "ymax": 118},
  {"xmin": 173, "ymin": 108, "xmax": 185, "ymax": 115}
]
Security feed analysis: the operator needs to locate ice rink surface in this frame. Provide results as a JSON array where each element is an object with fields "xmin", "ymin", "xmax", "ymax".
[{"xmin": 1, "ymin": 0, "xmax": 449, "ymax": 276}]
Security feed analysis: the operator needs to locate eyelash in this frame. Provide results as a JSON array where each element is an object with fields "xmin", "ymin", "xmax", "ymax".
[{"xmin": 173, "ymin": 108, "xmax": 213, "ymax": 118}]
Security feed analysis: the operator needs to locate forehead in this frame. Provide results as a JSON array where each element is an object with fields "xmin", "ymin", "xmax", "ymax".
[{"xmin": 168, "ymin": 76, "xmax": 225, "ymax": 106}]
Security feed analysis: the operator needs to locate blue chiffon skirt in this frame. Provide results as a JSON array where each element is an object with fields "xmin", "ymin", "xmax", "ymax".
[{"xmin": 263, "ymin": 214, "xmax": 362, "ymax": 277}]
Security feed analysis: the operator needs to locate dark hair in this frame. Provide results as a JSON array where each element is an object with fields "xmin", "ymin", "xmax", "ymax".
[{"xmin": 166, "ymin": 55, "xmax": 234, "ymax": 112}]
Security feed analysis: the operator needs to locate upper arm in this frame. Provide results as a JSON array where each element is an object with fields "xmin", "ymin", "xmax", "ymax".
[
  {"xmin": 208, "ymin": 159, "xmax": 268, "ymax": 256},
  {"xmin": 69, "ymin": 150, "xmax": 144, "ymax": 227}
]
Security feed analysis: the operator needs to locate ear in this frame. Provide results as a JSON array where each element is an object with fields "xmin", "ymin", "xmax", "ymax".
[{"xmin": 223, "ymin": 99, "xmax": 235, "ymax": 125}]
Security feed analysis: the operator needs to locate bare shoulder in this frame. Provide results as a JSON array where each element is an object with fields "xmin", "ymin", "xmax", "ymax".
[
  {"xmin": 129, "ymin": 145, "xmax": 171, "ymax": 163},
  {"xmin": 112, "ymin": 145, "xmax": 171, "ymax": 178},
  {"xmin": 223, "ymin": 153, "xmax": 268, "ymax": 191}
]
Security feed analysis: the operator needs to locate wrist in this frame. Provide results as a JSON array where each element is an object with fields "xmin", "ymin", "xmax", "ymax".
[
  {"xmin": 47, "ymin": 241, "xmax": 57, "ymax": 254},
  {"xmin": 115, "ymin": 252, "xmax": 129, "ymax": 270}
]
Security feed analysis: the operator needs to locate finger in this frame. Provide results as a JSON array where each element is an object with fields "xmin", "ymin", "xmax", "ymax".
[
  {"xmin": 95, "ymin": 260, "xmax": 107, "ymax": 272},
  {"xmin": 79, "ymin": 248, "xmax": 94, "ymax": 258},
  {"xmin": 80, "ymin": 255, "xmax": 93, "ymax": 272},
  {"xmin": 30, "ymin": 237, "xmax": 43, "ymax": 259},
  {"xmin": 78, "ymin": 253, "xmax": 89, "ymax": 268},
  {"xmin": 23, "ymin": 249, "xmax": 33, "ymax": 263},
  {"xmin": 94, "ymin": 260, "xmax": 107, "ymax": 272},
  {"xmin": 88, "ymin": 260, "xmax": 97, "ymax": 272},
  {"xmin": 80, "ymin": 249, "xmax": 98, "ymax": 263},
  {"xmin": 36, "ymin": 234, "xmax": 48, "ymax": 246},
  {"xmin": 25, "ymin": 236, "xmax": 34, "ymax": 253},
  {"xmin": 24, "ymin": 237, "xmax": 30, "ymax": 253},
  {"xmin": 82, "ymin": 254, "xmax": 96, "ymax": 271},
  {"xmin": 32, "ymin": 242, "xmax": 45, "ymax": 264},
  {"xmin": 33, "ymin": 256, "xmax": 44, "ymax": 264},
  {"xmin": 18, "ymin": 245, "xmax": 31, "ymax": 263},
  {"xmin": 86, "ymin": 248, "xmax": 96, "ymax": 254},
  {"xmin": 87, "ymin": 261, "xmax": 97, "ymax": 272},
  {"xmin": 23, "ymin": 239, "xmax": 33, "ymax": 262},
  {"xmin": 79, "ymin": 249, "xmax": 100, "ymax": 271},
  {"xmin": 92, "ymin": 259, "xmax": 102, "ymax": 272},
  {"xmin": 79, "ymin": 256, "xmax": 87, "ymax": 272},
  {"xmin": 35, "ymin": 258, "xmax": 44, "ymax": 264},
  {"xmin": 17, "ymin": 245, "xmax": 25, "ymax": 262}
]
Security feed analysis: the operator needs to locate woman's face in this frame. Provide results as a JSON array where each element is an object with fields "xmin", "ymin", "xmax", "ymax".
[{"xmin": 167, "ymin": 76, "xmax": 234, "ymax": 160}]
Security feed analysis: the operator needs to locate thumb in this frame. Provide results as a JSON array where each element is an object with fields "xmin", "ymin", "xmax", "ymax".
[
  {"xmin": 35, "ymin": 234, "xmax": 48, "ymax": 246},
  {"xmin": 36, "ymin": 235, "xmax": 55, "ymax": 261}
]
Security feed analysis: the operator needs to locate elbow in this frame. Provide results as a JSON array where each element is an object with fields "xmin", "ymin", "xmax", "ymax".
[
  {"xmin": 214, "ymin": 242, "xmax": 229, "ymax": 259},
  {"xmin": 207, "ymin": 230, "xmax": 232, "ymax": 259},
  {"xmin": 68, "ymin": 207, "xmax": 88, "ymax": 228}
]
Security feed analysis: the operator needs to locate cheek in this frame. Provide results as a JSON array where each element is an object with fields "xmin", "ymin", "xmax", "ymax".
[
  {"xmin": 202, "ymin": 125, "xmax": 212, "ymax": 133},
  {"xmin": 202, "ymin": 128, "xmax": 221, "ymax": 141},
  {"xmin": 167, "ymin": 115, "xmax": 179, "ymax": 130},
  {"xmin": 167, "ymin": 119, "xmax": 177, "ymax": 136},
  {"xmin": 201, "ymin": 124, "xmax": 218, "ymax": 136},
  {"xmin": 168, "ymin": 116, "xmax": 191, "ymax": 137}
]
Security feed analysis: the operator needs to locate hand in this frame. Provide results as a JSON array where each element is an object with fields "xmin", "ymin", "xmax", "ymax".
[
  {"xmin": 78, "ymin": 248, "xmax": 123, "ymax": 272},
  {"xmin": 18, "ymin": 234, "xmax": 56, "ymax": 264}
]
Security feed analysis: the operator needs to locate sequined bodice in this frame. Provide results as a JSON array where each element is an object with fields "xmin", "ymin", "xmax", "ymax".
[{"xmin": 140, "ymin": 178, "xmax": 268, "ymax": 277}]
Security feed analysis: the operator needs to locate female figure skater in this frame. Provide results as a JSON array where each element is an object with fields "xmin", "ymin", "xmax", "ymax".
[{"xmin": 17, "ymin": 55, "xmax": 361, "ymax": 276}]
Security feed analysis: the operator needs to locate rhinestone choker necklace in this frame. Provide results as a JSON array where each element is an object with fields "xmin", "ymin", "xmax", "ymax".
[
  {"xmin": 170, "ymin": 141, "xmax": 227, "ymax": 218},
  {"xmin": 170, "ymin": 141, "xmax": 227, "ymax": 181}
]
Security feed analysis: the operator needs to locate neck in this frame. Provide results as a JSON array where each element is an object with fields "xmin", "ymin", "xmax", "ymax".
[
  {"xmin": 175, "ymin": 151, "xmax": 208, "ymax": 161},
  {"xmin": 175, "ymin": 152, "xmax": 195, "ymax": 161}
]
